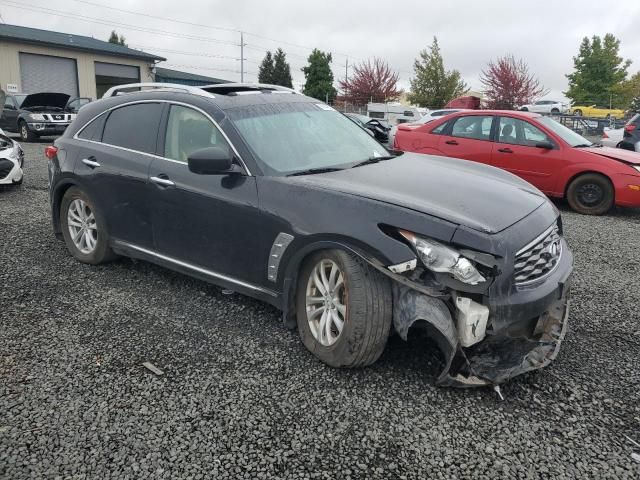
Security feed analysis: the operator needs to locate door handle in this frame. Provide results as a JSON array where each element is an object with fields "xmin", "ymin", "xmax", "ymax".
[
  {"xmin": 150, "ymin": 175, "xmax": 175, "ymax": 187},
  {"xmin": 82, "ymin": 157, "xmax": 101, "ymax": 168},
  {"xmin": 497, "ymin": 148, "xmax": 513, "ymax": 153},
  {"xmin": 445, "ymin": 140, "xmax": 459, "ymax": 145}
]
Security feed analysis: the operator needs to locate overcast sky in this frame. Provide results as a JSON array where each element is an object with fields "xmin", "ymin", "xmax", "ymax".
[{"xmin": 2, "ymin": 0, "xmax": 640, "ymax": 101}]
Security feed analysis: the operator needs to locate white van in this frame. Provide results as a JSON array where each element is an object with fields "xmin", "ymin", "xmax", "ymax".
[{"xmin": 367, "ymin": 102, "xmax": 422, "ymax": 125}]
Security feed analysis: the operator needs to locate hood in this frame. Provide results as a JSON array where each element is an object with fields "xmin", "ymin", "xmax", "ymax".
[
  {"xmin": 291, "ymin": 153, "xmax": 547, "ymax": 234},
  {"xmin": 20, "ymin": 93, "xmax": 70, "ymax": 111},
  {"xmin": 582, "ymin": 146, "xmax": 640, "ymax": 166}
]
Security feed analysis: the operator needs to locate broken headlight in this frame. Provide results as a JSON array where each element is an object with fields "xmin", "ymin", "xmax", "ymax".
[{"xmin": 399, "ymin": 230, "xmax": 486, "ymax": 285}]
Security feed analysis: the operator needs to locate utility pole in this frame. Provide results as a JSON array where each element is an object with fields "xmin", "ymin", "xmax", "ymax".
[
  {"xmin": 240, "ymin": 31, "xmax": 245, "ymax": 83},
  {"xmin": 344, "ymin": 57, "xmax": 349, "ymax": 110}
]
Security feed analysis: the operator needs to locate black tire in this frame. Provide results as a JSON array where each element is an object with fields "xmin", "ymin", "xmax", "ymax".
[
  {"xmin": 574, "ymin": 109, "xmax": 582, "ymax": 117},
  {"xmin": 60, "ymin": 186, "xmax": 117, "ymax": 264},
  {"xmin": 18, "ymin": 121, "xmax": 36, "ymax": 142},
  {"xmin": 520, "ymin": 107, "xmax": 528, "ymax": 112},
  {"xmin": 551, "ymin": 108, "xmax": 560, "ymax": 115},
  {"xmin": 296, "ymin": 249, "xmax": 392, "ymax": 368},
  {"xmin": 566, "ymin": 173, "xmax": 614, "ymax": 215}
]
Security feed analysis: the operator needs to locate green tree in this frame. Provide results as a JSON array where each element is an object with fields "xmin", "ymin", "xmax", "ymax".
[
  {"xmin": 612, "ymin": 72, "xmax": 640, "ymax": 110},
  {"xmin": 272, "ymin": 48, "xmax": 293, "ymax": 88},
  {"xmin": 302, "ymin": 49, "xmax": 336, "ymax": 102},
  {"xmin": 258, "ymin": 51, "xmax": 275, "ymax": 84},
  {"xmin": 108, "ymin": 30, "xmax": 127, "ymax": 46},
  {"xmin": 407, "ymin": 37, "xmax": 467, "ymax": 108},
  {"xmin": 629, "ymin": 95, "xmax": 640, "ymax": 114},
  {"xmin": 565, "ymin": 34, "xmax": 631, "ymax": 108}
]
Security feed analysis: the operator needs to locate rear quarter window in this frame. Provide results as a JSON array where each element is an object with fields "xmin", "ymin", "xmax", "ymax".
[{"xmin": 77, "ymin": 114, "xmax": 107, "ymax": 142}]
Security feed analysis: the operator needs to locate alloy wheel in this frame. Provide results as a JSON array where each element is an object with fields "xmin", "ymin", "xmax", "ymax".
[
  {"xmin": 20, "ymin": 124, "xmax": 28, "ymax": 140},
  {"xmin": 67, "ymin": 199, "xmax": 98, "ymax": 254},
  {"xmin": 305, "ymin": 259, "xmax": 347, "ymax": 346}
]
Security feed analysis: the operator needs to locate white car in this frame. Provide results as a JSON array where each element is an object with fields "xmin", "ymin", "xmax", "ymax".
[
  {"xmin": 600, "ymin": 127, "xmax": 624, "ymax": 148},
  {"xmin": 519, "ymin": 100, "xmax": 569, "ymax": 114},
  {"xmin": 388, "ymin": 109, "xmax": 467, "ymax": 148},
  {"xmin": 0, "ymin": 128, "xmax": 24, "ymax": 185}
]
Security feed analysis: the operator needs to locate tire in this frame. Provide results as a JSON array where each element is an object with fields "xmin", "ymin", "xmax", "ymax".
[
  {"xmin": 551, "ymin": 108, "xmax": 560, "ymax": 115},
  {"xmin": 60, "ymin": 186, "xmax": 116, "ymax": 264},
  {"xmin": 566, "ymin": 173, "xmax": 614, "ymax": 215},
  {"xmin": 296, "ymin": 249, "xmax": 392, "ymax": 368},
  {"xmin": 520, "ymin": 107, "xmax": 528, "ymax": 112},
  {"xmin": 18, "ymin": 121, "xmax": 36, "ymax": 142},
  {"xmin": 574, "ymin": 109, "xmax": 582, "ymax": 117}
]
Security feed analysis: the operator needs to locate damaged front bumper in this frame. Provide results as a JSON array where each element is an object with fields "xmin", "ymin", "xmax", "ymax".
[{"xmin": 391, "ymin": 240, "xmax": 573, "ymax": 388}]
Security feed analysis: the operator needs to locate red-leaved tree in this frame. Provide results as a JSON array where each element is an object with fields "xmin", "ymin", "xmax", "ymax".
[
  {"xmin": 338, "ymin": 58, "xmax": 401, "ymax": 105},
  {"xmin": 480, "ymin": 55, "xmax": 547, "ymax": 109}
]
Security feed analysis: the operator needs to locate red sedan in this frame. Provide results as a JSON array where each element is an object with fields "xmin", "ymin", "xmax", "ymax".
[{"xmin": 394, "ymin": 110, "xmax": 640, "ymax": 214}]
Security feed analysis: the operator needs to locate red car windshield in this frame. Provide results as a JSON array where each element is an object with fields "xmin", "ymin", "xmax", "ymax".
[{"xmin": 537, "ymin": 116, "xmax": 592, "ymax": 147}]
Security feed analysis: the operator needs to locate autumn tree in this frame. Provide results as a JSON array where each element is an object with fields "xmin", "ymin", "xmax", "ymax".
[
  {"xmin": 258, "ymin": 51, "xmax": 275, "ymax": 84},
  {"xmin": 408, "ymin": 37, "xmax": 467, "ymax": 108},
  {"xmin": 565, "ymin": 34, "xmax": 631, "ymax": 108},
  {"xmin": 339, "ymin": 58, "xmax": 401, "ymax": 105},
  {"xmin": 480, "ymin": 55, "xmax": 547, "ymax": 109},
  {"xmin": 302, "ymin": 49, "xmax": 336, "ymax": 102},
  {"xmin": 108, "ymin": 30, "xmax": 127, "ymax": 47},
  {"xmin": 272, "ymin": 48, "xmax": 293, "ymax": 88}
]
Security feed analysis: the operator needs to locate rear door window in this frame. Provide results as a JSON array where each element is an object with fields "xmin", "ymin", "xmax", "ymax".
[
  {"xmin": 102, "ymin": 103, "xmax": 163, "ymax": 154},
  {"xmin": 450, "ymin": 115, "xmax": 494, "ymax": 141}
]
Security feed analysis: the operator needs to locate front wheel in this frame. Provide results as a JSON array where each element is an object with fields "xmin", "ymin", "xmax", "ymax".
[
  {"xmin": 60, "ymin": 187, "xmax": 117, "ymax": 264},
  {"xmin": 551, "ymin": 108, "xmax": 560, "ymax": 115},
  {"xmin": 296, "ymin": 249, "xmax": 392, "ymax": 368},
  {"xmin": 566, "ymin": 173, "xmax": 614, "ymax": 215},
  {"xmin": 573, "ymin": 109, "xmax": 583, "ymax": 117},
  {"xmin": 19, "ymin": 121, "xmax": 36, "ymax": 142}
]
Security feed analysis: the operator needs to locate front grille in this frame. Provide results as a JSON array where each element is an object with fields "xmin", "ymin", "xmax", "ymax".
[
  {"xmin": 0, "ymin": 159, "xmax": 13, "ymax": 179},
  {"xmin": 514, "ymin": 224, "xmax": 562, "ymax": 285}
]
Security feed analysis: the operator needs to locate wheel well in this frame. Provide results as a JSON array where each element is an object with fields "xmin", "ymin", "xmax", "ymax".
[
  {"xmin": 563, "ymin": 171, "xmax": 615, "ymax": 200},
  {"xmin": 51, "ymin": 181, "xmax": 77, "ymax": 235}
]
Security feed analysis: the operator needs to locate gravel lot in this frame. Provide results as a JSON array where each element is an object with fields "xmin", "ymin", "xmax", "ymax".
[{"xmin": 1, "ymin": 140, "xmax": 639, "ymax": 479}]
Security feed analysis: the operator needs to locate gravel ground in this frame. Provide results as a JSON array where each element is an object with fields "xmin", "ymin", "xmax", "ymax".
[{"xmin": 1, "ymin": 140, "xmax": 639, "ymax": 479}]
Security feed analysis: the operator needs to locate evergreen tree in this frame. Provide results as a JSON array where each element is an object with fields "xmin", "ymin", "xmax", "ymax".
[
  {"xmin": 302, "ymin": 49, "xmax": 336, "ymax": 102},
  {"xmin": 108, "ymin": 30, "xmax": 127, "ymax": 46},
  {"xmin": 258, "ymin": 51, "xmax": 275, "ymax": 84},
  {"xmin": 272, "ymin": 48, "xmax": 293, "ymax": 88},
  {"xmin": 565, "ymin": 34, "xmax": 631, "ymax": 108},
  {"xmin": 407, "ymin": 37, "xmax": 467, "ymax": 108}
]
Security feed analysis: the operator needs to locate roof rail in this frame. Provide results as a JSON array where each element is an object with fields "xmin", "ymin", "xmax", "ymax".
[
  {"xmin": 102, "ymin": 82, "xmax": 214, "ymax": 99},
  {"xmin": 201, "ymin": 83, "xmax": 298, "ymax": 95}
]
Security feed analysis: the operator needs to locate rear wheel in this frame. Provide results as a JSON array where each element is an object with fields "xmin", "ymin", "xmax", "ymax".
[
  {"xmin": 574, "ymin": 109, "xmax": 583, "ymax": 117},
  {"xmin": 551, "ymin": 108, "xmax": 560, "ymax": 115},
  {"xmin": 296, "ymin": 249, "xmax": 392, "ymax": 368},
  {"xmin": 566, "ymin": 173, "xmax": 614, "ymax": 215},
  {"xmin": 520, "ymin": 107, "xmax": 529, "ymax": 112},
  {"xmin": 19, "ymin": 121, "xmax": 36, "ymax": 142},
  {"xmin": 60, "ymin": 187, "xmax": 116, "ymax": 264}
]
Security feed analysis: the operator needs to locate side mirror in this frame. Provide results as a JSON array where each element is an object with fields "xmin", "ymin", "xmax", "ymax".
[
  {"xmin": 535, "ymin": 141, "xmax": 554, "ymax": 150},
  {"xmin": 187, "ymin": 146, "xmax": 237, "ymax": 175}
]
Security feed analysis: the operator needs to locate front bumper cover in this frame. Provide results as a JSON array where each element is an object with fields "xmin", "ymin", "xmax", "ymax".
[{"xmin": 393, "ymin": 278, "xmax": 571, "ymax": 387}]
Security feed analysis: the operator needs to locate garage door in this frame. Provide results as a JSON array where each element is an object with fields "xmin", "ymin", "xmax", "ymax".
[{"xmin": 19, "ymin": 53, "xmax": 79, "ymax": 96}]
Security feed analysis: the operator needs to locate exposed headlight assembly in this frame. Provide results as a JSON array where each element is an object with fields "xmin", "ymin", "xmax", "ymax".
[
  {"xmin": 399, "ymin": 230, "xmax": 486, "ymax": 285},
  {"xmin": 28, "ymin": 113, "xmax": 45, "ymax": 121}
]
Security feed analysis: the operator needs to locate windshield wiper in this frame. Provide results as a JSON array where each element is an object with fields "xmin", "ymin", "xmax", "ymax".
[
  {"xmin": 287, "ymin": 167, "xmax": 345, "ymax": 177},
  {"xmin": 351, "ymin": 155, "xmax": 397, "ymax": 168}
]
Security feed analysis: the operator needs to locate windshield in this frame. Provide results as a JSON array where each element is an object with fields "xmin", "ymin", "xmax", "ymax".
[
  {"xmin": 228, "ymin": 102, "xmax": 389, "ymax": 176},
  {"xmin": 14, "ymin": 95, "xmax": 27, "ymax": 108},
  {"xmin": 537, "ymin": 116, "xmax": 592, "ymax": 147}
]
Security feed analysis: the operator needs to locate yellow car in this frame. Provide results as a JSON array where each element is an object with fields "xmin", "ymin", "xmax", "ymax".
[{"xmin": 571, "ymin": 105, "xmax": 626, "ymax": 118}]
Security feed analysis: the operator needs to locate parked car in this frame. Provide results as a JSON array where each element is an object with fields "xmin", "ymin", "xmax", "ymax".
[
  {"xmin": 570, "ymin": 105, "xmax": 626, "ymax": 119},
  {"xmin": 387, "ymin": 109, "xmax": 466, "ymax": 148},
  {"xmin": 366, "ymin": 102, "xmax": 421, "ymax": 125},
  {"xmin": 600, "ymin": 127, "xmax": 624, "ymax": 148},
  {"xmin": 0, "ymin": 92, "xmax": 91, "ymax": 142},
  {"xmin": 620, "ymin": 113, "xmax": 640, "ymax": 152},
  {"xmin": 519, "ymin": 100, "xmax": 569, "ymax": 115},
  {"xmin": 344, "ymin": 113, "xmax": 390, "ymax": 143},
  {"xmin": 48, "ymin": 82, "xmax": 573, "ymax": 388},
  {"xmin": 344, "ymin": 113, "xmax": 375, "ymax": 138},
  {"xmin": 0, "ymin": 128, "xmax": 24, "ymax": 185},
  {"xmin": 394, "ymin": 110, "xmax": 640, "ymax": 215}
]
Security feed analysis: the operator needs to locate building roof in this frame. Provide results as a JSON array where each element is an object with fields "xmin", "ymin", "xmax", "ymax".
[
  {"xmin": 0, "ymin": 24, "xmax": 165, "ymax": 62},
  {"xmin": 154, "ymin": 67, "xmax": 229, "ymax": 84}
]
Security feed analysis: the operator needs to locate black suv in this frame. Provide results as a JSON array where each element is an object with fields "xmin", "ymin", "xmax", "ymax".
[
  {"xmin": 1, "ymin": 92, "xmax": 90, "ymax": 142},
  {"xmin": 48, "ymin": 83, "xmax": 573, "ymax": 387},
  {"xmin": 621, "ymin": 113, "xmax": 640, "ymax": 152}
]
